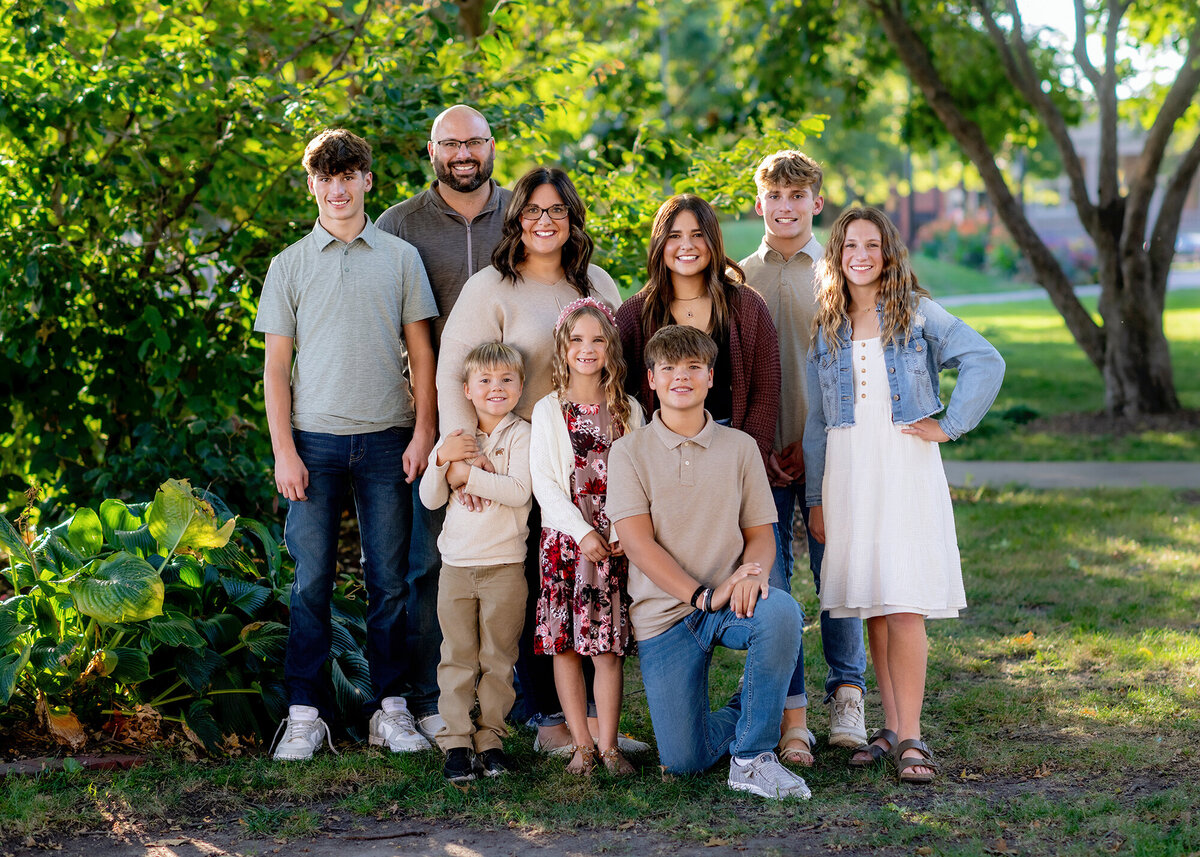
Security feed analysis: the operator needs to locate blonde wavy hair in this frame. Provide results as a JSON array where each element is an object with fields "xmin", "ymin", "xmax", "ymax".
[
  {"xmin": 813, "ymin": 206, "xmax": 929, "ymax": 351},
  {"xmin": 550, "ymin": 303, "xmax": 632, "ymax": 437}
]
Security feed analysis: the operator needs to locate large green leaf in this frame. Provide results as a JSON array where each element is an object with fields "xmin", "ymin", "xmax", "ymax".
[
  {"xmin": 195, "ymin": 613, "xmax": 242, "ymax": 649},
  {"xmin": 0, "ymin": 645, "xmax": 32, "ymax": 705},
  {"xmin": 106, "ymin": 647, "xmax": 150, "ymax": 684},
  {"xmin": 0, "ymin": 600, "xmax": 34, "ymax": 648},
  {"xmin": 145, "ymin": 615, "xmax": 206, "ymax": 649},
  {"xmin": 68, "ymin": 552, "xmax": 164, "ymax": 624},
  {"xmin": 0, "ymin": 515, "xmax": 35, "ymax": 572},
  {"xmin": 239, "ymin": 621, "xmax": 288, "ymax": 663},
  {"xmin": 36, "ymin": 531, "xmax": 85, "ymax": 575},
  {"xmin": 330, "ymin": 651, "xmax": 371, "ymax": 718},
  {"xmin": 66, "ymin": 508, "xmax": 104, "ymax": 557},
  {"xmin": 28, "ymin": 636, "xmax": 81, "ymax": 674},
  {"xmin": 175, "ymin": 647, "xmax": 225, "ymax": 694},
  {"xmin": 113, "ymin": 525, "xmax": 157, "ymax": 558},
  {"xmin": 238, "ymin": 519, "xmax": 283, "ymax": 583},
  {"xmin": 147, "ymin": 479, "xmax": 236, "ymax": 554},
  {"xmin": 220, "ymin": 577, "xmax": 270, "ymax": 616},
  {"xmin": 99, "ymin": 499, "xmax": 144, "ymax": 538},
  {"xmin": 204, "ymin": 541, "xmax": 257, "ymax": 579},
  {"xmin": 183, "ymin": 698, "xmax": 223, "ymax": 751}
]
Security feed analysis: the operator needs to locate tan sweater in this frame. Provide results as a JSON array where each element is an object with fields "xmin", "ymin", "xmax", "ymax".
[{"xmin": 435, "ymin": 264, "xmax": 622, "ymax": 434}]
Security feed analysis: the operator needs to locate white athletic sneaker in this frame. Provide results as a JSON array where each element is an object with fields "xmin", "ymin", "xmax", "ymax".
[
  {"xmin": 369, "ymin": 698, "xmax": 432, "ymax": 753},
  {"xmin": 271, "ymin": 706, "xmax": 334, "ymax": 761},
  {"xmin": 415, "ymin": 713, "xmax": 446, "ymax": 744},
  {"xmin": 827, "ymin": 685, "xmax": 868, "ymax": 748},
  {"xmin": 727, "ymin": 752, "xmax": 812, "ymax": 800}
]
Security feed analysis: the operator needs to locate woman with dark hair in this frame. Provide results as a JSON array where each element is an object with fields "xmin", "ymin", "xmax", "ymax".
[
  {"xmin": 435, "ymin": 166, "xmax": 622, "ymax": 755},
  {"xmin": 615, "ymin": 194, "xmax": 781, "ymax": 465}
]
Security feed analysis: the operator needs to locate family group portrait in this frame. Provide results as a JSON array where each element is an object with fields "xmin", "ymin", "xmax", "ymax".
[{"xmin": 2, "ymin": 1, "xmax": 1198, "ymax": 855}]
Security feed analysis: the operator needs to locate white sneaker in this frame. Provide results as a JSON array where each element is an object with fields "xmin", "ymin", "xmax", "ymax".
[
  {"xmin": 727, "ymin": 752, "xmax": 812, "ymax": 800},
  {"xmin": 271, "ymin": 707, "xmax": 334, "ymax": 761},
  {"xmin": 369, "ymin": 699, "xmax": 432, "ymax": 753},
  {"xmin": 416, "ymin": 713, "xmax": 446, "ymax": 744},
  {"xmin": 827, "ymin": 685, "xmax": 868, "ymax": 748},
  {"xmin": 617, "ymin": 733, "xmax": 651, "ymax": 754}
]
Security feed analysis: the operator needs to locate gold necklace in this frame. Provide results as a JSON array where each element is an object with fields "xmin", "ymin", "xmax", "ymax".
[{"xmin": 674, "ymin": 295, "xmax": 706, "ymax": 318}]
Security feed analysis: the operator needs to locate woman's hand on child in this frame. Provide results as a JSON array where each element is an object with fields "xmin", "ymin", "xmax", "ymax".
[
  {"xmin": 436, "ymin": 428, "xmax": 479, "ymax": 466},
  {"xmin": 901, "ymin": 418, "xmax": 950, "ymax": 443},
  {"xmin": 454, "ymin": 455, "xmax": 495, "ymax": 511},
  {"xmin": 579, "ymin": 531, "xmax": 612, "ymax": 563}
]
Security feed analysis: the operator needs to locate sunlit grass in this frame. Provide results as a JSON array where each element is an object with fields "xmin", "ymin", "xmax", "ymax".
[{"xmin": 3, "ymin": 487, "xmax": 1199, "ymax": 855}]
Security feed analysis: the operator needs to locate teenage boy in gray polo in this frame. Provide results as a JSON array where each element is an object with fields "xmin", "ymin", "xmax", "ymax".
[
  {"xmin": 376, "ymin": 105, "xmax": 512, "ymax": 741},
  {"xmin": 740, "ymin": 150, "xmax": 869, "ymax": 757},
  {"xmin": 256, "ymin": 129, "xmax": 438, "ymax": 761}
]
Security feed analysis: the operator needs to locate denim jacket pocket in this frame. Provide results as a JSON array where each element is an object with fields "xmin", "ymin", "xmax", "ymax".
[
  {"xmin": 898, "ymin": 337, "xmax": 940, "ymax": 416},
  {"xmin": 815, "ymin": 351, "xmax": 842, "ymax": 424}
]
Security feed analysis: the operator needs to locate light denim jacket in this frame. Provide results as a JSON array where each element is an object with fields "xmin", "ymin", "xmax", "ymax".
[{"xmin": 803, "ymin": 296, "xmax": 1005, "ymax": 506}]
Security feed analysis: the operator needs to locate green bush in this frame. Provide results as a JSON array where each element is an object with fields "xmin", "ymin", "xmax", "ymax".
[{"xmin": 0, "ymin": 479, "xmax": 367, "ymax": 752}]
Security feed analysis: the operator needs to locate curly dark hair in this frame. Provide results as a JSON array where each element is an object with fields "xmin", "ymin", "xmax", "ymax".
[{"xmin": 491, "ymin": 167, "xmax": 595, "ymax": 297}]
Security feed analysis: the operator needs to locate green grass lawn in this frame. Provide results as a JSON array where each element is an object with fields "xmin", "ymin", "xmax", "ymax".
[
  {"xmin": 4, "ymin": 487, "xmax": 1198, "ymax": 855},
  {"xmin": 942, "ymin": 290, "xmax": 1200, "ymax": 461}
]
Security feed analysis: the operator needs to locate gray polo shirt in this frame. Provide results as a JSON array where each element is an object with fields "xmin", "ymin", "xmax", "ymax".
[
  {"xmin": 254, "ymin": 217, "xmax": 438, "ymax": 434},
  {"xmin": 376, "ymin": 180, "xmax": 512, "ymax": 347},
  {"xmin": 741, "ymin": 235, "xmax": 823, "ymax": 453},
  {"xmin": 608, "ymin": 412, "xmax": 777, "ymax": 641}
]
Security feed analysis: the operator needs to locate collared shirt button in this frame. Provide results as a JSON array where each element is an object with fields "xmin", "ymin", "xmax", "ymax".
[
  {"xmin": 889, "ymin": 367, "xmax": 895, "ymax": 374},
  {"xmin": 892, "ymin": 394, "xmax": 900, "ymax": 401},
  {"xmin": 684, "ymin": 460, "xmax": 690, "ymax": 465}
]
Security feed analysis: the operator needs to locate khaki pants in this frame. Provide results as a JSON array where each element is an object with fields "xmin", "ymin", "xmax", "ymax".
[{"xmin": 436, "ymin": 561, "xmax": 527, "ymax": 752}]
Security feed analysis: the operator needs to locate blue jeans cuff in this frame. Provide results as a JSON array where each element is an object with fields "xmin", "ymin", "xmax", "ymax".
[{"xmin": 784, "ymin": 693, "xmax": 808, "ymax": 710}]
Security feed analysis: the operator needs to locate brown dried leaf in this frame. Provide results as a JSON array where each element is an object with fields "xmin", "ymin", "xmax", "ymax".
[{"xmin": 705, "ymin": 838, "xmax": 730, "ymax": 847}]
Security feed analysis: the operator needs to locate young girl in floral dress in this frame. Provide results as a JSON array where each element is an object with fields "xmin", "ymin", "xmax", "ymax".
[{"xmin": 531, "ymin": 298, "xmax": 644, "ymax": 776}]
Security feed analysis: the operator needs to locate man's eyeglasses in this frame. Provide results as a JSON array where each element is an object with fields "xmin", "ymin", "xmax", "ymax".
[
  {"xmin": 520, "ymin": 204, "xmax": 570, "ymax": 221},
  {"xmin": 432, "ymin": 137, "xmax": 492, "ymax": 153}
]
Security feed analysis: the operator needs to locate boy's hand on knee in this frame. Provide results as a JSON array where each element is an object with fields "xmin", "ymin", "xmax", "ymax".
[{"xmin": 711, "ymin": 562, "xmax": 764, "ymax": 615}]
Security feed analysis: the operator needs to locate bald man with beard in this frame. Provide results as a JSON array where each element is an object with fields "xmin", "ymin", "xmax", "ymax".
[{"xmin": 377, "ymin": 105, "xmax": 513, "ymax": 743}]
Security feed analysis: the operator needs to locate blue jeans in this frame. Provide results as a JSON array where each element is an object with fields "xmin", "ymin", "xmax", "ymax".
[
  {"xmin": 637, "ymin": 593, "xmax": 802, "ymax": 774},
  {"xmin": 283, "ymin": 428, "xmax": 414, "ymax": 719},
  {"xmin": 404, "ymin": 491, "xmax": 444, "ymax": 718},
  {"xmin": 772, "ymin": 481, "xmax": 867, "ymax": 702}
]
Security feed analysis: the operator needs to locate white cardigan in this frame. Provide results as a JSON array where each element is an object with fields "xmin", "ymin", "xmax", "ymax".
[{"xmin": 530, "ymin": 392, "xmax": 645, "ymax": 544}]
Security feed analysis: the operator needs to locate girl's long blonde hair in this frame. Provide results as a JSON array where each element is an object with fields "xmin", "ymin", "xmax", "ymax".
[
  {"xmin": 813, "ymin": 206, "xmax": 930, "ymax": 351},
  {"xmin": 550, "ymin": 304, "xmax": 632, "ymax": 437}
]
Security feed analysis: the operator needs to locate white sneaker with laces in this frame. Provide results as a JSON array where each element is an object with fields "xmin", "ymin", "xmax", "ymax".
[
  {"xmin": 370, "ymin": 698, "xmax": 432, "ymax": 753},
  {"xmin": 827, "ymin": 684, "xmax": 868, "ymax": 748},
  {"xmin": 727, "ymin": 752, "xmax": 812, "ymax": 800},
  {"xmin": 271, "ymin": 706, "xmax": 334, "ymax": 761},
  {"xmin": 415, "ymin": 713, "xmax": 446, "ymax": 744}
]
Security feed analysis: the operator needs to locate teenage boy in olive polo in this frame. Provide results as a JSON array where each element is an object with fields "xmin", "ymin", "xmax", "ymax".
[
  {"xmin": 608, "ymin": 325, "xmax": 809, "ymax": 800},
  {"xmin": 740, "ymin": 150, "xmax": 869, "ymax": 756},
  {"xmin": 376, "ymin": 105, "xmax": 512, "ymax": 740},
  {"xmin": 256, "ymin": 129, "xmax": 438, "ymax": 761}
]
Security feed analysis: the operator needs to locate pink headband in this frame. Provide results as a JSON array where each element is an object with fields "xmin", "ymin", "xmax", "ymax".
[{"xmin": 554, "ymin": 296, "xmax": 617, "ymax": 332}]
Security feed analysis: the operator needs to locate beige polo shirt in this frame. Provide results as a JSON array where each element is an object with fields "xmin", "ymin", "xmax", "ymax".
[
  {"xmin": 607, "ymin": 412, "xmax": 777, "ymax": 641},
  {"xmin": 740, "ymin": 235, "xmax": 822, "ymax": 452}
]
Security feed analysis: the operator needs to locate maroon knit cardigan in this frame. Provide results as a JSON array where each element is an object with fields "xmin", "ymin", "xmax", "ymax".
[{"xmin": 615, "ymin": 285, "xmax": 781, "ymax": 464}]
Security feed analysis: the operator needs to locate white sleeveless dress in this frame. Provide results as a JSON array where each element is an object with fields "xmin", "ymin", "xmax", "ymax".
[{"xmin": 819, "ymin": 337, "xmax": 966, "ymax": 619}]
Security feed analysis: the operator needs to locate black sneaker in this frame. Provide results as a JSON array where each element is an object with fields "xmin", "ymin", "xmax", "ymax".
[
  {"xmin": 477, "ymin": 748, "xmax": 510, "ymax": 778},
  {"xmin": 443, "ymin": 747, "xmax": 477, "ymax": 783}
]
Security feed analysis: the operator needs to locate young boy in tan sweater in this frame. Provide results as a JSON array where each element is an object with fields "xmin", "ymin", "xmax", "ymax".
[{"xmin": 419, "ymin": 342, "xmax": 532, "ymax": 782}]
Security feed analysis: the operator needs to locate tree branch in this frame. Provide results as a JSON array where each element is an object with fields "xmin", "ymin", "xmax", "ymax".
[
  {"xmin": 1148, "ymin": 127, "xmax": 1200, "ymax": 291},
  {"xmin": 972, "ymin": 0, "xmax": 1098, "ymax": 232},
  {"xmin": 1072, "ymin": 0, "xmax": 1102, "ymax": 89},
  {"xmin": 1124, "ymin": 24, "xmax": 1200, "ymax": 224},
  {"xmin": 870, "ymin": 0, "xmax": 1105, "ymax": 368}
]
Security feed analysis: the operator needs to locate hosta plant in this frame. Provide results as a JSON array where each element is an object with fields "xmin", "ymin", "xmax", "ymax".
[{"xmin": 0, "ymin": 479, "xmax": 372, "ymax": 752}]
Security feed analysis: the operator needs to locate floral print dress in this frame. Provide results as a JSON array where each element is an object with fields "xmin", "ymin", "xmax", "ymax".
[{"xmin": 534, "ymin": 401, "xmax": 633, "ymax": 656}]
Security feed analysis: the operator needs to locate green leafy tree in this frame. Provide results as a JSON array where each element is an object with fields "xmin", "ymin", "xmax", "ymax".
[{"xmin": 868, "ymin": 0, "xmax": 1200, "ymax": 417}]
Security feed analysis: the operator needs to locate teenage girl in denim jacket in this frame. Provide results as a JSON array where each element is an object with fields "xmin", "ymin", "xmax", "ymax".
[{"xmin": 802, "ymin": 207, "xmax": 1004, "ymax": 785}]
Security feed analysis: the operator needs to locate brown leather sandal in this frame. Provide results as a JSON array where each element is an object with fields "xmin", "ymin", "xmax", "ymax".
[
  {"xmin": 600, "ymin": 746, "xmax": 635, "ymax": 776},
  {"xmin": 566, "ymin": 744, "xmax": 597, "ymax": 777},
  {"xmin": 893, "ymin": 738, "xmax": 938, "ymax": 784},
  {"xmin": 849, "ymin": 728, "xmax": 897, "ymax": 768}
]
